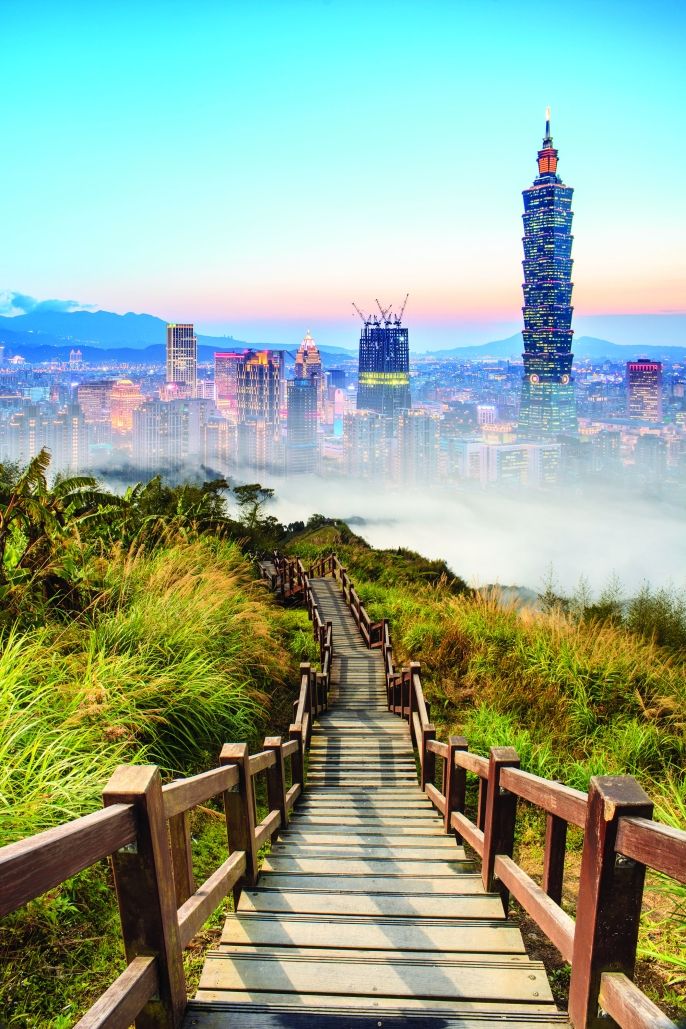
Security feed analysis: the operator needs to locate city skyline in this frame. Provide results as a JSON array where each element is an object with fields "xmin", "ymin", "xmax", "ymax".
[{"xmin": 1, "ymin": 1, "xmax": 684, "ymax": 349}]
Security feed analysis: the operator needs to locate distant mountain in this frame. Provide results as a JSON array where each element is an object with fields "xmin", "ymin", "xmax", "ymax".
[
  {"xmin": 428, "ymin": 333, "xmax": 686, "ymax": 362},
  {"xmin": 0, "ymin": 306, "xmax": 353, "ymax": 361}
]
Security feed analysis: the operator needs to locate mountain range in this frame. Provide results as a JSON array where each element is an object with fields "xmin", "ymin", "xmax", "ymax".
[{"xmin": 0, "ymin": 305, "xmax": 684, "ymax": 364}]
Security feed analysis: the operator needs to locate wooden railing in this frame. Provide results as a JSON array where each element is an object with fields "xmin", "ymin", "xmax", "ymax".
[
  {"xmin": 382, "ymin": 622, "xmax": 685, "ymax": 1029},
  {"xmin": 283, "ymin": 551, "xmax": 685, "ymax": 1029},
  {"xmin": 0, "ymin": 572, "xmax": 331, "ymax": 1028}
]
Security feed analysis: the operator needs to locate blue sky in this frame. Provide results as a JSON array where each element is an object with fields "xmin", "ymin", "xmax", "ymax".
[{"xmin": 1, "ymin": 0, "xmax": 684, "ymax": 348}]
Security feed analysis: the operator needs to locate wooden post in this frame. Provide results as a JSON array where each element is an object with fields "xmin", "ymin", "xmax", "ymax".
[
  {"xmin": 309, "ymin": 667, "xmax": 318, "ymax": 717},
  {"xmin": 481, "ymin": 747, "xmax": 520, "ymax": 904},
  {"xmin": 103, "ymin": 765, "xmax": 186, "ymax": 1029},
  {"xmin": 477, "ymin": 777, "xmax": 488, "ymax": 832},
  {"xmin": 543, "ymin": 811, "xmax": 568, "ymax": 905},
  {"xmin": 444, "ymin": 736, "xmax": 468, "ymax": 835},
  {"xmin": 289, "ymin": 723, "xmax": 304, "ymax": 790},
  {"xmin": 421, "ymin": 724, "xmax": 436, "ymax": 791},
  {"xmin": 568, "ymin": 776, "xmax": 653, "ymax": 1029},
  {"xmin": 220, "ymin": 743, "xmax": 258, "ymax": 901},
  {"xmin": 264, "ymin": 736, "xmax": 288, "ymax": 837},
  {"xmin": 168, "ymin": 810, "xmax": 195, "ymax": 908}
]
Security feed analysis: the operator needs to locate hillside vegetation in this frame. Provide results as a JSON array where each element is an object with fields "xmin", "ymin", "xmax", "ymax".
[
  {"xmin": 288, "ymin": 521, "xmax": 686, "ymax": 1014},
  {"xmin": 0, "ymin": 456, "xmax": 311, "ymax": 1026}
]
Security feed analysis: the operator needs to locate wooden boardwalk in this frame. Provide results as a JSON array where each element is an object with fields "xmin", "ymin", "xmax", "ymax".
[{"xmin": 186, "ymin": 578, "xmax": 567, "ymax": 1027}]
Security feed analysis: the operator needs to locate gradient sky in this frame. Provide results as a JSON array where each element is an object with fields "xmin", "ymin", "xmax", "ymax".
[{"xmin": 1, "ymin": 0, "xmax": 685, "ymax": 349}]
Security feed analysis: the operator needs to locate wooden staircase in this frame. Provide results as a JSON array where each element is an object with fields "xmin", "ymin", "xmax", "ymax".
[{"xmin": 186, "ymin": 578, "xmax": 566, "ymax": 1026}]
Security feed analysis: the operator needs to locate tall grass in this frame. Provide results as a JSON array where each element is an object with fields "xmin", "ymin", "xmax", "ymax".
[{"xmin": 0, "ymin": 536, "xmax": 290, "ymax": 845}]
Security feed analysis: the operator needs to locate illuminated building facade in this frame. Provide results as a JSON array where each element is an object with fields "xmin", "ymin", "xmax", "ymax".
[
  {"xmin": 110, "ymin": 379, "xmax": 144, "ymax": 433},
  {"xmin": 166, "ymin": 323, "xmax": 197, "ymax": 390},
  {"xmin": 627, "ymin": 359, "xmax": 662, "ymax": 421},
  {"xmin": 356, "ymin": 317, "xmax": 411, "ymax": 417},
  {"xmin": 215, "ymin": 351, "xmax": 245, "ymax": 419},
  {"xmin": 236, "ymin": 350, "xmax": 281, "ymax": 425},
  {"xmin": 518, "ymin": 111, "xmax": 577, "ymax": 440}
]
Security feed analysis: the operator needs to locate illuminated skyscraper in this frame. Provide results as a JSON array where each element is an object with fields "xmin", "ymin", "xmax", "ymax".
[
  {"xmin": 166, "ymin": 323, "xmax": 197, "ymax": 390},
  {"xmin": 215, "ymin": 351, "xmax": 245, "ymax": 419},
  {"xmin": 295, "ymin": 330, "xmax": 324, "ymax": 418},
  {"xmin": 518, "ymin": 111, "xmax": 577, "ymax": 441},
  {"xmin": 355, "ymin": 300, "xmax": 411, "ymax": 417},
  {"xmin": 110, "ymin": 379, "xmax": 144, "ymax": 433},
  {"xmin": 627, "ymin": 359, "xmax": 662, "ymax": 421},
  {"xmin": 236, "ymin": 350, "xmax": 281, "ymax": 425}
]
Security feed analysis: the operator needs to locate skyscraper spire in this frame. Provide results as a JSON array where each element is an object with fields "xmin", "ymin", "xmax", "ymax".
[{"xmin": 537, "ymin": 107, "xmax": 558, "ymax": 178}]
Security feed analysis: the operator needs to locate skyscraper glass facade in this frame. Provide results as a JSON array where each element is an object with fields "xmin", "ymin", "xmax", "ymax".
[
  {"xmin": 518, "ymin": 114, "xmax": 577, "ymax": 441},
  {"xmin": 357, "ymin": 322, "xmax": 411, "ymax": 417}
]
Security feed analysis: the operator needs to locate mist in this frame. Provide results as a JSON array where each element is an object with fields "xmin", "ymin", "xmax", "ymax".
[{"xmin": 264, "ymin": 477, "xmax": 685, "ymax": 595}]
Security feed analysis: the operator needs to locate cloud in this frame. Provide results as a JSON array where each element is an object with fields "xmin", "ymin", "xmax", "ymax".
[{"xmin": 0, "ymin": 290, "xmax": 95, "ymax": 317}]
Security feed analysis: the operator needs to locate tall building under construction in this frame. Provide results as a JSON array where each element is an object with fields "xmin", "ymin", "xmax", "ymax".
[{"xmin": 355, "ymin": 299, "xmax": 411, "ymax": 417}]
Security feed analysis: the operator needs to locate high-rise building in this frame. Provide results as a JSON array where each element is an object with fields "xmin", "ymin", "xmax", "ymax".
[
  {"xmin": 166, "ymin": 323, "xmax": 197, "ymax": 390},
  {"xmin": 295, "ymin": 331, "xmax": 323, "ymax": 383},
  {"xmin": 286, "ymin": 378, "xmax": 318, "ymax": 475},
  {"xmin": 133, "ymin": 398, "xmax": 213, "ymax": 475},
  {"xmin": 110, "ymin": 379, "xmax": 144, "ymax": 433},
  {"xmin": 77, "ymin": 380, "xmax": 114, "ymax": 424},
  {"xmin": 214, "ymin": 352, "xmax": 244, "ymax": 419},
  {"xmin": 395, "ymin": 410, "xmax": 441, "ymax": 485},
  {"xmin": 345, "ymin": 410, "xmax": 391, "ymax": 480},
  {"xmin": 518, "ymin": 110, "xmax": 577, "ymax": 441},
  {"xmin": 236, "ymin": 350, "xmax": 280, "ymax": 425},
  {"xmin": 356, "ymin": 305, "xmax": 411, "ymax": 417},
  {"xmin": 627, "ymin": 359, "xmax": 662, "ymax": 422}
]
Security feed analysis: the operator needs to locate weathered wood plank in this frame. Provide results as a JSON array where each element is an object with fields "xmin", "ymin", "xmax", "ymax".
[
  {"xmin": 238, "ymin": 890, "xmax": 506, "ymax": 918},
  {"xmin": 199, "ymin": 951, "xmax": 552, "ymax": 1002},
  {"xmin": 262, "ymin": 858, "xmax": 471, "ymax": 875},
  {"xmin": 258, "ymin": 873, "xmax": 486, "ymax": 895},
  {"xmin": 219, "ymin": 913, "xmax": 526, "ymax": 953},
  {"xmin": 187, "ymin": 998, "xmax": 566, "ymax": 1024}
]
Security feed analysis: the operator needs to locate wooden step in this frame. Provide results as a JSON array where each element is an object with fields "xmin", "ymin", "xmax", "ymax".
[
  {"xmin": 238, "ymin": 890, "xmax": 505, "ymax": 918},
  {"xmin": 220, "ymin": 912, "xmax": 525, "ymax": 953},
  {"xmin": 199, "ymin": 949, "xmax": 552, "ymax": 1002},
  {"xmin": 258, "ymin": 874, "xmax": 486, "ymax": 895},
  {"xmin": 262, "ymin": 858, "xmax": 472, "ymax": 875}
]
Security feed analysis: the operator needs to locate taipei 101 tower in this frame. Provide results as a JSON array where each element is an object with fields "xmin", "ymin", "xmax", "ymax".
[{"xmin": 517, "ymin": 110, "xmax": 578, "ymax": 440}]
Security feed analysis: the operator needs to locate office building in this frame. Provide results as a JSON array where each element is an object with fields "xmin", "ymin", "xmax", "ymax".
[
  {"xmin": 215, "ymin": 352, "xmax": 244, "ymax": 418},
  {"xmin": 356, "ymin": 305, "xmax": 411, "ymax": 417},
  {"xmin": 627, "ymin": 359, "xmax": 662, "ymax": 421},
  {"xmin": 518, "ymin": 111, "xmax": 577, "ymax": 440},
  {"xmin": 110, "ymin": 379, "xmax": 144, "ymax": 433},
  {"xmin": 236, "ymin": 350, "xmax": 281, "ymax": 425},
  {"xmin": 286, "ymin": 378, "xmax": 318, "ymax": 475},
  {"xmin": 166, "ymin": 323, "xmax": 197, "ymax": 390}
]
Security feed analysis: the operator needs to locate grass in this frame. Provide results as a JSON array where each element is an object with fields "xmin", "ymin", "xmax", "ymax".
[
  {"xmin": 288, "ymin": 525, "xmax": 686, "ymax": 1016},
  {"xmin": 0, "ymin": 535, "xmax": 301, "ymax": 1026}
]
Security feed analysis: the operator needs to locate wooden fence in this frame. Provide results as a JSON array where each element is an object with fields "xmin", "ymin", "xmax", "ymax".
[
  {"xmin": 297, "ymin": 551, "xmax": 686, "ymax": 1029},
  {"xmin": 0, "ymin": 571, "xmax": 333, "ymax": 1029}
]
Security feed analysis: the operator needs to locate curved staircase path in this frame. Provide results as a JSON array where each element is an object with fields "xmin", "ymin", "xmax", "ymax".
[{"xmin": 185, "ymin": 577, "xmax": 567, "ymax": 1027}]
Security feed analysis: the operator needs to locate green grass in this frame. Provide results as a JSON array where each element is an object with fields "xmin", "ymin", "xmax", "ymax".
[
  {"xmin": 0, "ymin": 535, "xmax": 302, "ymax": 1026},
  {"xmin": 287, "ymin": 526, "xmax": 686, "ymax": 1015}
]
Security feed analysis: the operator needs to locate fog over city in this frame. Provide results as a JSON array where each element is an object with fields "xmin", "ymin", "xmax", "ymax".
[{"xmin": 262, "ymin": 476, "xmax": 685, "ymax": 595}]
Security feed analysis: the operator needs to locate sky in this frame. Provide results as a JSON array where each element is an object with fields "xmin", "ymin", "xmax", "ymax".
[{"xmin": 1, "ymin": 0, "xmax": 685, "ymax": 349}]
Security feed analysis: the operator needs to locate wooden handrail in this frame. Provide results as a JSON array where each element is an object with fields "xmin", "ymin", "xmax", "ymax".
[
  {"xmin": 0, "ymin": 804, "xmax": 137, "ymax": 917},
  {"xmin": 72, "ymin": 954, "xmax": 159, "ymax": 1029},
  {"xmin": 162, "ymin": 764, "xmax": 239, "ymax": 819}
]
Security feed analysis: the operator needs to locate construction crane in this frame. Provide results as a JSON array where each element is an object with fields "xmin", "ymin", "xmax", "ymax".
[
  {"xmin": 352, "ymin": 302, "xmax": 371, "ymax": 325},
  {"xmin": 394, "ymin": 293, "xmax": 409, "ymax": 326},
  {"xmin": 375, "ymin": 299, "xmax": 393, "ymax": 325}
]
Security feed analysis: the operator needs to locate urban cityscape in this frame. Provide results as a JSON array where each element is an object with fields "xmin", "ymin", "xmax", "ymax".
[{"xmin": 0, "ymin": 117, "xmax": 683, "ymax": 499}]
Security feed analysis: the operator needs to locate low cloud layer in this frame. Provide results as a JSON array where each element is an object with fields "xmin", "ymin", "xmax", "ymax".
[{"xmin": 266, "ymin": 478, "xmax": 685, "ymax": 595}]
